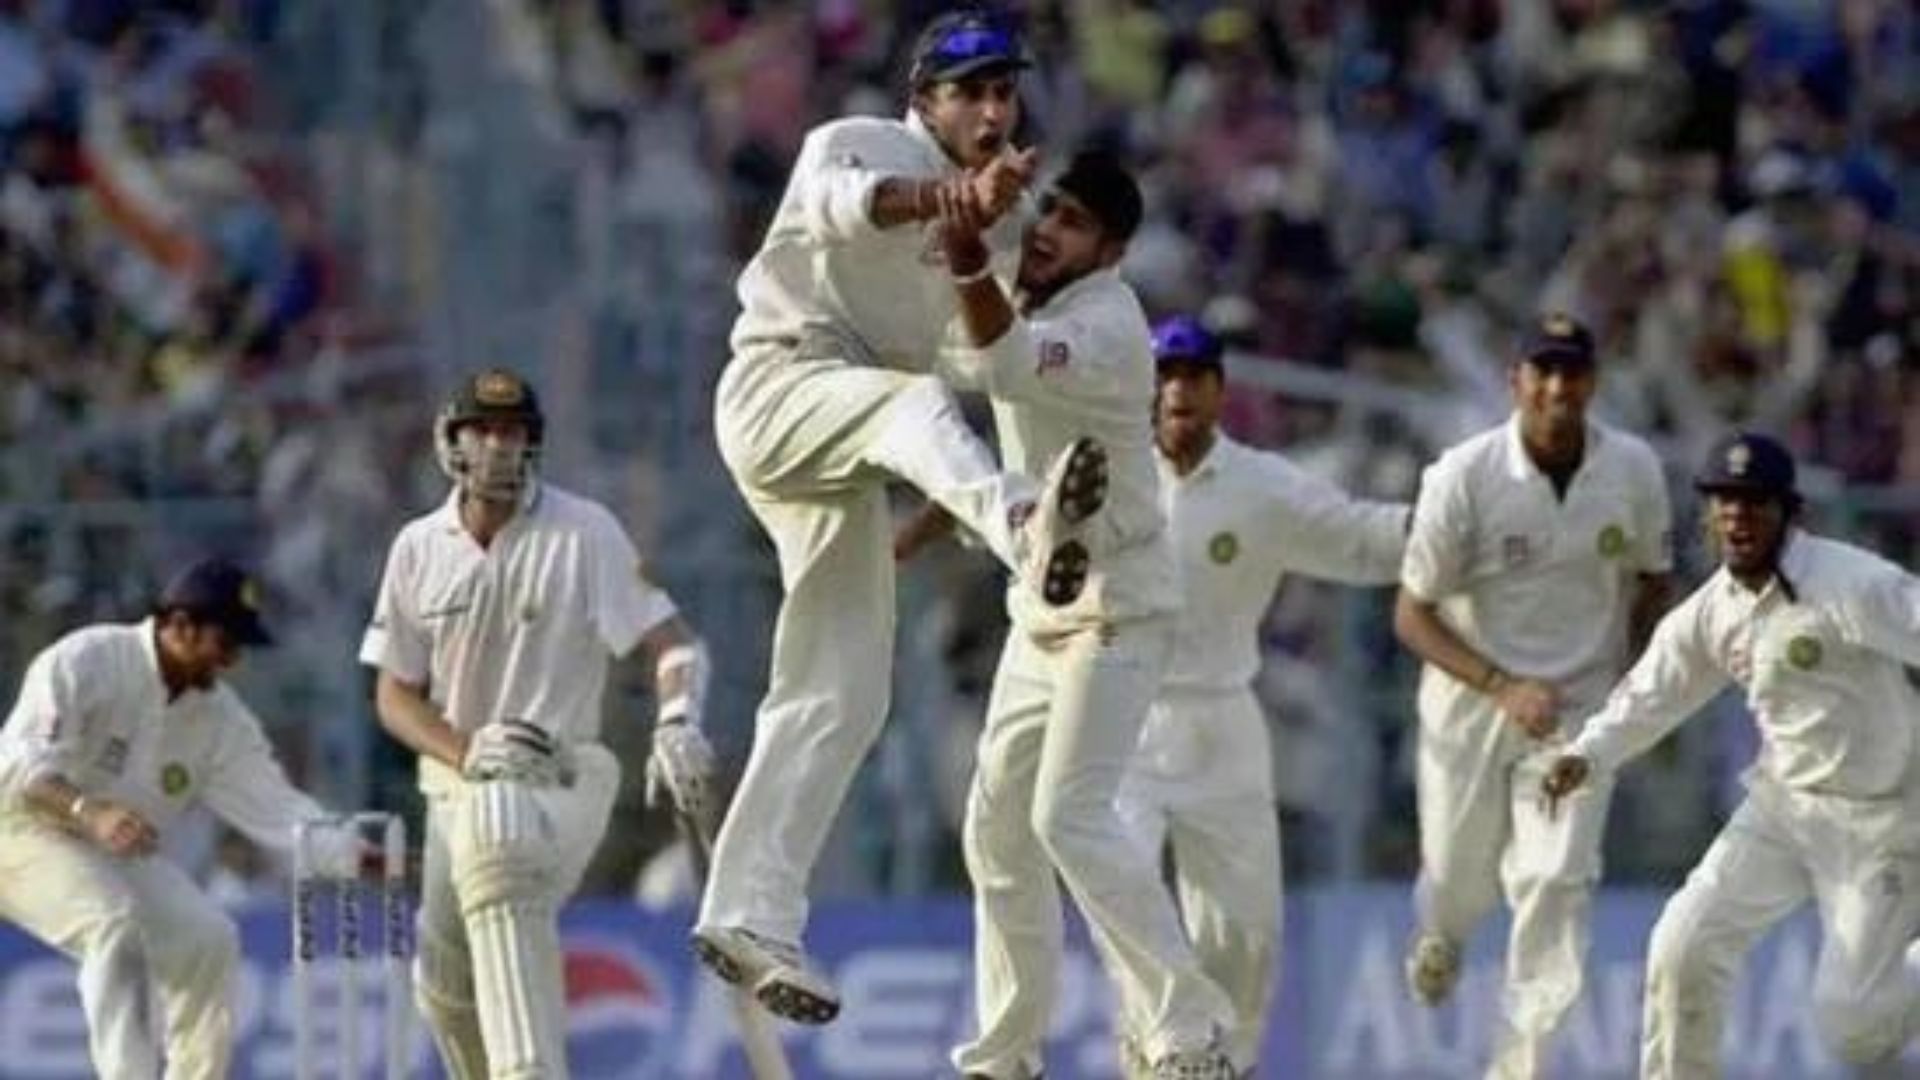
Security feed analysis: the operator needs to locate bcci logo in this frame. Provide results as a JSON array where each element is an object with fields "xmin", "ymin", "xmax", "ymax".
[
  {"xmin": 160, "ymin": 762, "xmax": 191, "ymax": 797},
  {"xmin": 1726, "ymin": 441, "xmax": 1753, "ymax": 477},
  {"xmin": 1786, "ymin": 635, "xmax": 1823, "ymax": 671},
  {"xmin": 1208, "ymin": 531, "xmax": 1239, "ymax": 565},
  {"xmin": 1596, "ymin": 524, "xmax": 1627, "ymax": 558}
]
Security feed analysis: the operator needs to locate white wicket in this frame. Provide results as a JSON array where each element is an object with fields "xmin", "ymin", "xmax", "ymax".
[{"xmin": 292, "ymin": 813, "xmax": 412, "ymax": 1080}]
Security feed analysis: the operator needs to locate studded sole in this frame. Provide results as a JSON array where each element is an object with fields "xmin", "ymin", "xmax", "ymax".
[
  {"xmin": 690, "ymin": 935, "xmax": 746, "ymax": 986},
  {"xmin": 756, "ymin": 978, "xmax": 841, "ymax": 1025},
  {"xmin": 1042, "ymin": 540, "xmax": 1091, "ymax": 606},
  {"xmin": 1056, "ymin": 438, "xmax": 1109, "ymax": 525}
]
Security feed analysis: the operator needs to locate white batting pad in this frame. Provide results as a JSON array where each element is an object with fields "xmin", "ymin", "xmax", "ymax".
[{"xmin": 468, "ymin": 898, "xmax": 567, "ymax": 1079}]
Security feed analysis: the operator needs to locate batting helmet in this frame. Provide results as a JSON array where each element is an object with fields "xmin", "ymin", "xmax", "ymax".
[
  {"xmin": 1694, "ymin": 431, "xmax": 1799, "ymax": 506},
  {"xmin": 435, "ymin": 368, "xmax": 544, "ymax": 501}
]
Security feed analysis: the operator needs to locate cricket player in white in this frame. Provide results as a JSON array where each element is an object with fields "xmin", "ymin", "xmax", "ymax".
[
  {"xmin": 362, "ymin": 368, "xmax": 715, "ymax": 1079},
  {"xmin": 698, "ymin": 9, "xmax": 1112, "ymax": 1025},
  {"xmin": 891, "ymin": 152, "xmax": 1234, "ymax": 1079},
  {"xmin": 1111, "ymin": 315, "xmax": 1409, "ymax": 1075},
  {"xmin": 1395, "ymin": 313, "xmax": 1673, "ymax": 1078},
  {"xmin": 0, "ymin": 558, "xmax": 355, "ymax": 1080},
  {"xmin": 1543, "ymin": 431, "xmax": 1920, "ymax": 1079}
]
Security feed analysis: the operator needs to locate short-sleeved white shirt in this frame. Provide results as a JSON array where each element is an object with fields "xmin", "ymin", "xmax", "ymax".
[
  {"xmin": 1402, "ymin": 416, "xmax": 1672, "ymax": 693},
  {"xmin": 359, "ymin": 484, "xmax": 677, "ymax": 793},
  {"xmin": 1573, "ymin": 532, "xmax": 1920, "ymax": 798},
  {"xmin": 1159, "ymin": 436, "xmax": 1408, "ymax": 693},
  {"xmin": 0, "ymin": 620, "xmax": 325, "ymax": 851},
  {"xmin": 941, "ymin": 266, "xmax": 1176, "ymax": 631}
]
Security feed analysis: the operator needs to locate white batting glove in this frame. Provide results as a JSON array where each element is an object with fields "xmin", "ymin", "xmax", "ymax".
[
  {"xmin": 462, "ymin": 719, "xmax": 574, "ymax": 787},
  {"xmin": 306, "ymin": 822, "xmax": 371, "ymax": 880},
  {"xmin": 645, "ymin": 719, "xmax": 715, "ymax": 817}
]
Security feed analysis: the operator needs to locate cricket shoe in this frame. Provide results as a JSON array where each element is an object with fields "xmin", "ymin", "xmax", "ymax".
[
  {"xmin": 1151, "ymin": 1046, "xmax": 1236, "ymax": 1079},
  {"xmin": 1015, "ymin": 436, "xmax": 1108, "ymax": 607},
  {"xmin": 691, "ymin": 925, "xmax": 840, "ymax": 1024},
  {"xmin": 1405, "ymin": 932, "xmax": 1462, "ymax": 1006}
]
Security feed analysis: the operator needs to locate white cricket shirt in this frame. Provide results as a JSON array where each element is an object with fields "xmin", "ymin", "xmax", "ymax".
[
  {"xmin": 1402, "ymin": 416, "xmax": 1672, "ymax": 692},
  {"xmin": 359, "ymin": 484, "xmax": 677, "ymax": 794},
  {"xmin": 943, "ymin": 266, "xmax": 1176, "ymax": 630},
  {"xmin": 1159, "ymin": 436, "xmax": 1408, "ymax": 693},
  {"xmin": 0, "ymin": 619, "xmax": 327, "ymax": 850},
  {"xmin": 731, "ymin": 111, "xmax": 1022, "ymax": 370},
  {"xmin": 1572, "ymin": 532, "xmax": 1920, "ymax": 798}
]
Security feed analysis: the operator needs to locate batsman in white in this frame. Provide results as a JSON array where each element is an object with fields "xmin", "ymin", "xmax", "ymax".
[
  {"xmin": 361, "ymin": 368, "xmax": 715, "ymax": 1079},
  {"xmin": 697, "ymin": 8, "xmax": 1106, "ymax": 1025},
  {"xmin": 893, "ymin": 151, "xmax": 1235, "ymax": 1079},
  {"xmin": 1542, "ymin": 432, "xmax": 1920, "ymax": 1079},
  {"xmin": 1112, "ymin": 315, "xmax": 1409, "ymax": 1076},
  {"xmin": 1394, "ymin": 313, "xmax": 1673, "ymax": 1078},
  {"xmin": 0, "ymin": 558, "xmax": 359, "ymax": 1079}
]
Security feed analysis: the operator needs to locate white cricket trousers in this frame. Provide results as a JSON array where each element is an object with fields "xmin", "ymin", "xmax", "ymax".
[
  {"xmin": 1116, "ymin": 688, "xmax": 1281, "ymax": 1073},
  {"xmin": 1413, "ymin": 674, "xmax": 1612, "ymax": 1080},
  {"xmin": 701, "ymin": 343, "xmax": 1033, "ymax": 944},
  {"xmin": 1641, "ymin": 778, "xmax": 1920, "ymax": 1078},
  {"xmin": 413, "ymin": 744, "xmax": 620, "ymax": 1080},
  {"xmin": 954, "ymin": 620, "xmax": 1236, "ymax": 1078},
  {"xmin": 0, "ymin": 813, "xmax": 239, "ymax": 1079}
]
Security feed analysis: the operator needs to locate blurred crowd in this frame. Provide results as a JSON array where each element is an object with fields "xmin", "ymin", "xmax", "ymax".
[
  {"xmin": 0, "ymin": 0, "xmax": 347, "ymax": 649},
  {"xmin": 0, "ymin": 0, "xmax": 1914, "ymax": 897},
  {"xmin": 0, "ymin": 0, "xmax": 439, "ymax": 897}
]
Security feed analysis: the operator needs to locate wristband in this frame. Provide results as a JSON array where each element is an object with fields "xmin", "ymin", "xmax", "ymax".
[{"xmin": 950, "ymin": 263, "xmax": 994, "ymax": 286}]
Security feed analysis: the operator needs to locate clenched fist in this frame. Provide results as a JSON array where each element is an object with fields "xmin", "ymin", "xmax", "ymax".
[{"xmin": 81, "ymin": 797, "xmax": 159, "ymax": 858}]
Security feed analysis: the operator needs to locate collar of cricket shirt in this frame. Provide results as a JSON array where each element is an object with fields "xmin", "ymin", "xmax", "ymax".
[
  {"xmin": 1155, "ymin": 429, "xmax": 1228, "ymax": 487},
  {"xmin": 436, "ymin": 480, "xmax": 545, "ymax": 537},
  {"xmin": 1716, "ymin": 527, "xmax": 1811, "ymax": 605},
  {"xmin": 1501, "ymin": 412, "xmax": 1602, "ymax": 484},
  {"xmin": 903, "ymin": 110, "xmax": 966, "ymax": 176},
  {"xmin": 1029, "ymin": 265, "xmax": 1122, "ymax": 319},
  {"xmin": 137, "ymin": 615, "xmax": 167, "ymax": 698}
]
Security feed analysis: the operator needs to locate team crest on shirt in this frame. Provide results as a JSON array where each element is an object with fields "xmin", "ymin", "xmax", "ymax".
[
  {"xmin": 1786, "ymin": 635, "xmax": 1823, "ymax": 671},
  {"xmin": 1502, "ymin": 535, "xmax": 1532, "ymax": 568},
  {"xmin": 160, "ymin": 762, "xmax": 190, "ymax": 796},
  {"xmin": 1037, "ymin": 339, "xmax": 1071, "ymax": 376},
  {"xmin": 1596, "ymin": 524, "xmax": 1627, "ymax": 558},
  {"xmin": 97, "ymin": 737, "xmax": 128, "ymax": 777},
  {"xmin": 1208, "ymin": 531, "xmax": 1240, "ymax": 565}
]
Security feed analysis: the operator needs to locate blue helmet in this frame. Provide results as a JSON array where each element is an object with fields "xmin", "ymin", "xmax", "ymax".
[
  {"xmin": 909, "ymin": 10, "xmax": 1030, "ymax": 88},
  {"xmin": 1695, "ymin": 431, "xmax": 1798, "ymax": 505},
  {"xmin": 1150, "ymin": 315, "xmax": 1223, "ymax": 371}
]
